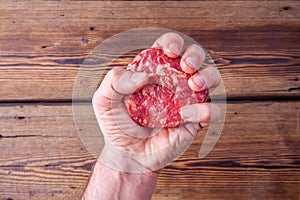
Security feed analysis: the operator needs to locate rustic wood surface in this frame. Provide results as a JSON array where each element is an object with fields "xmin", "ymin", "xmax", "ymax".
[
  {"xmin": 0, "ymin": 0, "xmax": 299, "ymax": 200},
  {"xmin": 0, "ymin": 1, "xmax": 299, "ymax": 101},
  {"xmin": 0, "ymin": 102, "xmax": 299, "ymax": 200}
]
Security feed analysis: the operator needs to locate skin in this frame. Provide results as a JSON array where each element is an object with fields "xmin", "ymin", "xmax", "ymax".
[{"xmin": 82, "ymin": 32, "xmax": 221, "ymax": 200}]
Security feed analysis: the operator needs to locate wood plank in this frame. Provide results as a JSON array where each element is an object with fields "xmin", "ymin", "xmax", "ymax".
[
  {"xmin": 0, "ymin": 1, "xmax": 299, "ymax": 101},
  {"xmin": 1, "ymin": 46, "xmax": 300, "ymax": 101},
  {"xmin": 0, "ymin": 101, "xmax": 299, "ymax": 199},
  {"xmin": 1, "ymin": 1, "xmax": 299, "ymax": 35}
]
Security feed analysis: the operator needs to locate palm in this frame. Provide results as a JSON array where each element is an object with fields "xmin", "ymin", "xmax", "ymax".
[
  {"xmin": 94, "ymin": 93, "xmax": 198, "ymax": 152},
  {"xmin": 93, "ymin": 86, "xmax": 199, "ymax": 172},
  {"xmin": 92, "ymin": 32, "xmax": 220, "ymax": 173}
]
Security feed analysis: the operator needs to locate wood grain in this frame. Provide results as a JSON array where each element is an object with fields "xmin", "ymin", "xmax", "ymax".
[
  {"xmin": 0, "ymin": 1, "xmax": 299, "ymax": 101},
  {"xmin": 0, "ymin": 101, "xmax": 299, "ymax": 199},
  {"xmin": 1, "ymin": 1, "xmax": 300, "ymax": 200}
]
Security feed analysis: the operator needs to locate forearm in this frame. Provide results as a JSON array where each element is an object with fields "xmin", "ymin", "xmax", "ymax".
[{"xmin": 82, "ymin": 160, "xmax": 159, "ymax": 200}]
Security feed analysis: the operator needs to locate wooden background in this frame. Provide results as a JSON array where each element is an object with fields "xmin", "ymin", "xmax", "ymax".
[{"xmin": 1, "ymin": 1, "xmax": 300, "ymax": 199}]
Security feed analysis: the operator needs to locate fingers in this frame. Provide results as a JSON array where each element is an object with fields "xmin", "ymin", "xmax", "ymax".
[
  {"xmin": 180, "ymin": 103, "xmax": 221, "ymax": 127},
  {"xmin": 180, "ymin": 44, "xmax": 206, "ymax": 74},
  {"xmin": 188, "ymin": 66, "xmax": 221, "ymax": 92},
  {"xmin": 152, "ymin": 33, "xmax": 207, "ymax": 76},
  {"xmin": 151, "ymin": 32, "xmax": 184, "ymax": 58},
  {"xmin": 93, "ymin": 68, "xmax": 149, "ymax": 108}
]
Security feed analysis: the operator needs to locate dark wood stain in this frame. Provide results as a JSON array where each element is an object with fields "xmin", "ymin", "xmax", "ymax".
[{"xmin": 0, "ymin": 1, "xmax": 299, "ymax": 199}]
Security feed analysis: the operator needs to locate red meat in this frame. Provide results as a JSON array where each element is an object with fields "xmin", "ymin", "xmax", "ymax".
[{"xmin": 124, "ymin": 48, "xmax": 208, "ymax": 128}]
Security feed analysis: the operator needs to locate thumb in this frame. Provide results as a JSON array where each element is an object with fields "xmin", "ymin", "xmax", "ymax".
[
  {"xmin": 93, "ymin": 67, "xmax": 149, "ymax": 108},
  {"xmin": 112, "ymin": 68, "xmax": 149, "ymax": 95}
]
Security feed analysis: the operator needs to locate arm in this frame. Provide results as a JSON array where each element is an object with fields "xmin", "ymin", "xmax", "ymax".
[
  {"xmin": 83, "ymin": 32, "xmax": 221, "ymax": 199},
  {"xmin": 82, "ymin": 160, "xmax": 159, "ymax": 200}
]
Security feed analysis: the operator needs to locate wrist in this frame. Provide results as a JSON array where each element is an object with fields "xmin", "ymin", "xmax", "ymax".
[
  {"xmin": 98, "ymin": 158, "xmax": 160, "ymax": 181},
  {"xmin": 83, "ymin": 159, "xmax": 159, "ymax": 200},
  {"xmin": 100, "ymin": 143, "xmax": 162, "ymax": 174}
]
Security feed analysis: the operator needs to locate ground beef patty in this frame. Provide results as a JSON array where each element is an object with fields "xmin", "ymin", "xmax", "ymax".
[{"xmin": 124, "ymin": 48, "xmax": 208, "ymax": 128}]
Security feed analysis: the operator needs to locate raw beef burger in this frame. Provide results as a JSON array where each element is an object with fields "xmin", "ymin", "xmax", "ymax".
[{"xmin": 124, "ymin": 48, "xmax": 208, "ymax": 128}]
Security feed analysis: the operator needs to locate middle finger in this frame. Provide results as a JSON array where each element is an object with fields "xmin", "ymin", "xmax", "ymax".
[{"xmin": 180, "ymin": 44, "xmax": 206, "ymax": 74}]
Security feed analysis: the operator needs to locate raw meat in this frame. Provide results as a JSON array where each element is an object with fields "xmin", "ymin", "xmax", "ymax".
[{"xmin": 124, "ymin": 48, "xmax": 208, "ymax": 128}]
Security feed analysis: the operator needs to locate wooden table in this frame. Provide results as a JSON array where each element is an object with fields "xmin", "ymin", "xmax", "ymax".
[{"xmin": 1, "ymin": 1, "xmax": 300, "ymax": 199}]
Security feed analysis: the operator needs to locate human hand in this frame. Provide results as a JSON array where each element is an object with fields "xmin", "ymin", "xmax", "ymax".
[{"xmin": 92, "ymin": 32, "xmax": 221, "ymax": 173}]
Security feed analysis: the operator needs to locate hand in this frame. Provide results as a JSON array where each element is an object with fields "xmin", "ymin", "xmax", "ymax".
[{"xmin": 92, "ymin": 32, "xmax": 221, "ymax": 173}]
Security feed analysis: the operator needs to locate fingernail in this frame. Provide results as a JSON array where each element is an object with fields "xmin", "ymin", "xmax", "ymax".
[
  {"xmin": 169, "ymin": 43, "xmax": 181, "ymax": 55},
  {"xmin": 185, "ymin": 56, "xmax": 199, "ymax": 70},
  {"xmin": 181, "ymin": 107, "xmax": 194, "ymax": 120},
  {"xmin": 130, "ymin": 72, "xmax": 148, "ymax": 84},
  {"xmin": 193, "ymin": 75, "xmax": 206, "ymax": 90}
]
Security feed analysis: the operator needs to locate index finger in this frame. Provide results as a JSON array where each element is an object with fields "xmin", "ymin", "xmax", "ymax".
[{"xmin": 151, "ymin": 32, "xmax": 184, "ymax": 58}]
